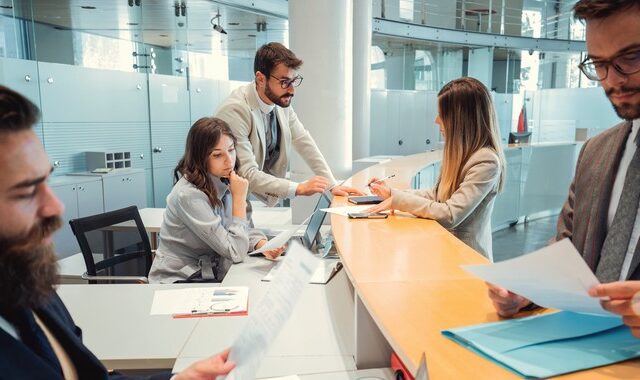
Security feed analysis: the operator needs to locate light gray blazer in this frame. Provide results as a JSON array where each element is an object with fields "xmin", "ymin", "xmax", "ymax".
[
  {"xmin": 216, "ymin": 82, "xmax": 337, "ymax": 206},
  {"xmin": 391, "ymin": 147, "xmax": 502, "ymax": 260},
  {"xmin": 148, "ymin": 177, "xmax": 265, "ymax": 283}
]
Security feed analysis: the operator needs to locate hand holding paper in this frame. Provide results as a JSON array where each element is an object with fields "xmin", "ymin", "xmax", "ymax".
[
  {"xmin": 464, "ymin": 239, "xmax": 611, "ymax": 316},
  {"xmin": 589, "ymin": 281, "xmax": 640, "ymax": 337}
]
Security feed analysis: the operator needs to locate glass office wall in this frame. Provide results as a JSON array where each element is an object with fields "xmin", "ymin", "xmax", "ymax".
[
  {"xmin": 0, "ymin": 0, "xmax": 288, "ymax": 207},
  {"xmin": 380, "ymin": 0, "xmax": 585, "ymax": 41}
]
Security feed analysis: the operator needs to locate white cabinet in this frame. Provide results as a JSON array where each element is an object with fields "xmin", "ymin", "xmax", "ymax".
[
  {"xmin": 100, "ymin": 169, "xmax": 148, "ymax": 211},
  {"xmin": 50, "ymin": 176, "xmax": 104, "ymax": 258}
]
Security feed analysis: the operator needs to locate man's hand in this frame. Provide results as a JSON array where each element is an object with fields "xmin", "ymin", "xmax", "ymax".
[
  {"xmin": 174, "ymin": 349, "xmax": 235, "ymax": 380},
  {"xmin": 296, "ymin": 176, "xmax": 329, "ymax": 196},
  {"xmin": 590, "ymin": 281, "xmax": 640, "ymax": 338},
  {"xmin": 487, "ymin": 283, "xmax": 531, "ymax": 317},
  {"xmin": 331, "ymin": 185, "xmax": 365, "ymax": 197},
  {"xmin": 254, "ymin": 239, "xmax": 286, "ymax": 260}
]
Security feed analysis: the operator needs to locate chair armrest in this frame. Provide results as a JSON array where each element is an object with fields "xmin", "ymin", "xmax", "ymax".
[{"xmin": 81, "ymin": 273, "xmax": 148, "ymax": 284}]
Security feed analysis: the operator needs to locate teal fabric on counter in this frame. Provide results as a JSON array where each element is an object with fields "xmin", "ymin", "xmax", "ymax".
[{"xmin": 442, "ymin": 311, "xmax": 640, "ymax": 378}]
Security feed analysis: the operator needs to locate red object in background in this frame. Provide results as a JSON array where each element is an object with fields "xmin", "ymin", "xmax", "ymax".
[
  {"xmin": 517, "ymin": 104, "xmax": 528, "ymax": 133},
  {"xmin": 391, "ymin": 351, "xmax": 414, "ymax": 380}
]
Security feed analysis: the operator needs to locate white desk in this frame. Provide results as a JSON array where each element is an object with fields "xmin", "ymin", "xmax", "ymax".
[
  {"xmin": 57, "ymin": 283, "xmax": 218, "ymax": 370},
  {"xmin": 58, "ymin": 257, "xmax": 365, "ymax": 378},
  {"xmin": 174, "ymin": 257, "xmax": 357, "ymax": 378}
]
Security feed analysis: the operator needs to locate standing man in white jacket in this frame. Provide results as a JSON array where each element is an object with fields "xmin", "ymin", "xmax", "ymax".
[{"xmin": 216, "ymin": 42, "xmax": 363, "ymax": 206}]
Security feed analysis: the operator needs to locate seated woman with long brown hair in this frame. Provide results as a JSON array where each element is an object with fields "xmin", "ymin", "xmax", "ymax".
[
  {"xmin": 149, "ymin": 117, "xmax": 283, "ymax": 283},
  {"xmin": 368, "ymin": 77, "xmax": 506, "ymax": 260}
]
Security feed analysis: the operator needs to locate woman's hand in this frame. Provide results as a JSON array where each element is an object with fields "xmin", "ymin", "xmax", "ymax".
[
  {"xmin": 366, "ymin": 197, "xmax": 394, "ymax": 215},
  {"xmin": 254, "ymin": 239, "xmax": 286, "ymax": 260},
  {"xmin": 369, "ymin": 182, "xmax": 392, "ymax": 200},
  {"xmin": 228, "ymin": 170, "xmax": 248, "ymax": 199}
]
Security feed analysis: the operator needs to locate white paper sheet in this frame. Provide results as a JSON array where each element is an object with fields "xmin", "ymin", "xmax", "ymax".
[
  {"xmin": 250, "ymin": 216, "xmax": 311, "ymax": 256},
  {"xmin": 221, "ymin": 242, "xmax": 321, "ymax": 380},
  {"xmin": 149, "ymin": 287, "xmax": 248, "ymax": 316},
  {"xmin": 463, "ymin": 238, "xmax": 611, "ymax": 316},
  {"xmin": 320, "ymin": 205, "xmax": 375, "ymax": 217}
]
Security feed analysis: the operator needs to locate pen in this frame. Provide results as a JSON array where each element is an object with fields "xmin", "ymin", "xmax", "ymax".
[
  {"xmin": 367, "ymin": 174, "xmax": 396, "ymax": 187},
  {"xmin": 190, "ymin": 309, "xmax": 234, "ymax": 315}
]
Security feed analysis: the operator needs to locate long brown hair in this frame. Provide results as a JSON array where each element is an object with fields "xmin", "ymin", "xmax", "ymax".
[
  {"xmin": 174, "ymin": 117, "xmax": 237, "ymax": 208},
  {"xmin": 436, "ymin": 77, "xmax": 506, "ymax": 201}
]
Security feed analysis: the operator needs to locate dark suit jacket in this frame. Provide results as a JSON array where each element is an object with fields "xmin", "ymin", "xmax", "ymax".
[
  {"xmin": 555, "ymin": 120, "xmax": 640, "ymax": 280},
  {"xmin": 0, "ymin": 293, "xmax": 172, "ymax": 380}
]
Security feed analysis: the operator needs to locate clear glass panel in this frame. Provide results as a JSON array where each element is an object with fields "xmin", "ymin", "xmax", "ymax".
[{"xmin": 377, "ymin": 0, "xmax": 586, "ymax": 41}]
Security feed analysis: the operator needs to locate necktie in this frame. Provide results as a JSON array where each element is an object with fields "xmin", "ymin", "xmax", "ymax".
[
  {"xmin": 1, "ymin": 307, "xmax": 63, "ymax": 375},
  {"xmin": 595, "ymin": 132, "xmax": 640, "ymax": 282},
  {"xmin": 266, "ymin": 110, "xmax": 278, "ymax": 157}
]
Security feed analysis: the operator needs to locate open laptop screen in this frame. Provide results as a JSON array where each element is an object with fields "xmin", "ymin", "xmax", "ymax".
[{"xmin": 302, "ymin": 192, "xmax": 332, "ymax": 249}]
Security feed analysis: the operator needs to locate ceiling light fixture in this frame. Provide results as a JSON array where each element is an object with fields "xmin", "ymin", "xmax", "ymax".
[{"xmin": 211, "ymin": 14, "xmax": 227, "ymax": 35}]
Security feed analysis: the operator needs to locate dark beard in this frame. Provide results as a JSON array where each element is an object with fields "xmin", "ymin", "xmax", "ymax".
[
  {"xmin": 264, "ymin": 83, "xmax": 293, "ymax": 108},
  {"xmin": 606, "ymin": 86, "xmax": 640, "ymax": 120},
  {"xmin": 0, "ymin": 216, "xmax": 62, "ymax": 310}
]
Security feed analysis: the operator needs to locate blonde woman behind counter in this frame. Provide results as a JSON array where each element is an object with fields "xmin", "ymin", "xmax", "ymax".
[
  {"xmin": 368, "ymin": 77, "xmax": 506, "ymax": 260},
  {"xmin": 149, "ymin": 117, "xmax": 284, "ymax": 283}
]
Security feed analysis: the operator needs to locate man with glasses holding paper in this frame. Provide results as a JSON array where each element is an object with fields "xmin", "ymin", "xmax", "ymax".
[
  {"xmin": 216, "ymin": 42, "xmax": 362, "ymax": 207},
  {"xmin": 488, "ymin": 0, "xmax": 640, "ymax": 336}
]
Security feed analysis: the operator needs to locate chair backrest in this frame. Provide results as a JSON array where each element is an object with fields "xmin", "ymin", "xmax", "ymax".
[{"xmin": 69, "ymin": 206, "xmax": 153, "ymax": 283}]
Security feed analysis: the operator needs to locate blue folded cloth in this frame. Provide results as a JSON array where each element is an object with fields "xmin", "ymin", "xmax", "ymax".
[{"xmin": 442, "ymin": 311, "xmax": 640, "ymax": 378}]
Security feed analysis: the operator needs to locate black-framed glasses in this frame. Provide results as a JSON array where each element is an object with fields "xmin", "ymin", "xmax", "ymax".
[
  {"xmin": 270, "ymin": 75, "xmax": 303, "ymax": 89},
  {"xmin": 579, "ymin": 49, "xmax": 640, "ymax": 81}
]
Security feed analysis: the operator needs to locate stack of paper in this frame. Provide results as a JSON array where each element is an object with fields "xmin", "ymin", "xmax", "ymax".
[
  {"xmin": 443, "ymin": 311, "xmax": 640, "ymax": 378},
  {"xmin": 150, "ymin": 287, "xmax": 249, "ymax": 318}
]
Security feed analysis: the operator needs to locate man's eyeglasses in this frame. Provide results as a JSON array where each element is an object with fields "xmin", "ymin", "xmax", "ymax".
[
  {"xmin": 270, "ymin": 75, "xmax": 303, "ymax": 89},
  {"xmin": 579, "ymin": 49, "xmax": 640, "ymax": 81}
]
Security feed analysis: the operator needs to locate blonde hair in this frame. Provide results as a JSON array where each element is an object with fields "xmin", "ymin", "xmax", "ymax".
[{"xmin": 436, "ymin": 77, "xmax": 506, "ymax": 201}]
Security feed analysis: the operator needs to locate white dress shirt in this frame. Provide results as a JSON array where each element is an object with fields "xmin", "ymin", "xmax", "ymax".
[
  {"xmin": 608, "ymin": 119, "xmax": 640, "ymax": 280},
  {"xmin": 252, "ymin": 84, "xmax": 298, "ymax": 199}
]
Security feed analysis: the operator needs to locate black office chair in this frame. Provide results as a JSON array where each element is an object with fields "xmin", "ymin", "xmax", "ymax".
[{"xmin": 69, "ymin": 206, "xmax": 153, "ymax": 284}]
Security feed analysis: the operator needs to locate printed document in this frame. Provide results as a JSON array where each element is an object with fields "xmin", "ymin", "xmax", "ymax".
[
  {"xmin": 463, "ymin": 238, "xmax": 610, "ymax": 315},
  {"xmin": 221, "ymin": 241, "xmax": 321, "ymax": 380},
  {"xmin": 150, "ymin": 287, "xmax": 248, "ymax": 316}
]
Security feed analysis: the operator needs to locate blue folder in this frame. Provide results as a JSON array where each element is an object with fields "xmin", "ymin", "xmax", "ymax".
[{"xmin": 442, "ymin": 311, "xmax": 640, "ymax": 378}]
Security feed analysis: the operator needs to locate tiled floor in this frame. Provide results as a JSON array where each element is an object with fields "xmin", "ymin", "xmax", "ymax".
[{"xmin": 492, "ymin": 216, "xmax": 559, "ymax": 262}]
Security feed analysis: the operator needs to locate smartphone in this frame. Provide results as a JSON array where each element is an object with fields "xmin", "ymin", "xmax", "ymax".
[
  {"xmin": 348, "ymin": 212, "xmax": 388, "ymax": 219},
  {"xmin": 347, "ymin": 195, "xmax": 382, "ymax": 205}
]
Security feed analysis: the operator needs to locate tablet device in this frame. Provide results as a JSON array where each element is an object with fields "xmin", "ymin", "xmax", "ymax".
[{"xmin": 347, "ymin": 195, "xmax": 382, "ymax": 205}]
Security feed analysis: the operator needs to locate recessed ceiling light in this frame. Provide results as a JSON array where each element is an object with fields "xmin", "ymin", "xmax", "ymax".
[{"xmin": 80, "ymin": 6, "xmax": 96, "ymax": 10}]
